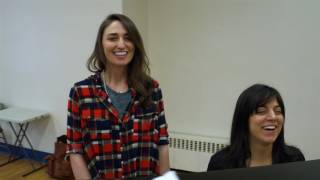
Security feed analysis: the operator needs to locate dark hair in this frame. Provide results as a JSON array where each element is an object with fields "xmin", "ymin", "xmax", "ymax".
[
  {"xmin": 228, "ymin": 84, "xmax": 286, "ymax": 167},
  {"xmin": 87, "ymin": 14, "xmax": 152, "ymax": 106}
]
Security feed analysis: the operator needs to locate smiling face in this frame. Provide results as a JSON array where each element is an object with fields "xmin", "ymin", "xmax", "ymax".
[
  {"xmin": 249, "ymin": 98, "xmax": 284, "ymax": 146},
  {"xmin": 102, "ymin": 20, "xmax": 135, "ymax": 68}
]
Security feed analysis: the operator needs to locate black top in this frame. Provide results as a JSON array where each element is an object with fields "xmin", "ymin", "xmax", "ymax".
[{"xmin": 207, "ymin": 145, "xmax": 305, "ymax": 171}]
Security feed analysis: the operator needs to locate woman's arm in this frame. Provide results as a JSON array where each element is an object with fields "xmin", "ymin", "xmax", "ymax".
[
  {"xmin": 158, "ymin": 144, "xmax": 170, "ymax": 175},
  {"xmin": 70, "ymin": 154, "xmax": 91, "ymax": 180},
  {"xmin": 67, "ymin": 87, "xmax": 91, "ymax": 179}
]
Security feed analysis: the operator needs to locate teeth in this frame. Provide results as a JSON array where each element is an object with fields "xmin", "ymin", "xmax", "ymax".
[
  {"xmin": 263, "ymin": 125, "xmax": 276, "ymax": 130},
  {"xmin": 114, "ymin": 51, "xmax": 127, "ymax": 56}
]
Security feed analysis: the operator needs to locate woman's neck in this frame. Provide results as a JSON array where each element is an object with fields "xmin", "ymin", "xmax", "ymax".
[
  {"xmin": 248, "ymin": 142, "xmax": 273, "ymax": 167},
  {"xmin": 103, "ymin": 66, "xmax": 128, "ymax": 93}
]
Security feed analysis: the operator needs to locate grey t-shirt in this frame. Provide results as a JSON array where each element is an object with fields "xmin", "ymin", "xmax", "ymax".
[{"xmin": 104, "ymin": 85, "xmax": 131, "ymax": 118}]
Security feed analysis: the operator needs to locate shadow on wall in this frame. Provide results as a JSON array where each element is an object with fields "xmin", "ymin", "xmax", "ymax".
[{"xmin": 0, "ymin": 103, "xmax": 5, "ymax": 110}]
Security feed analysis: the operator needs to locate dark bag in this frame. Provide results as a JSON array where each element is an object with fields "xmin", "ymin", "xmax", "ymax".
[{"xmin": 45, "ymin": 135, "xmax": 74, "ymax": 180}]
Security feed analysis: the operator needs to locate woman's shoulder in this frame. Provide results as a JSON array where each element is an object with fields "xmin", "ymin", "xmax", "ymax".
[
  {"xmin": 284, "ymin": 145, "xmax": 304, "ymax": 156},
  {"xmin": 68, "ymin": 74, "xmax": 101, "ymax": 98},
  {"xmin": 282, "ymin": 145, "xmax": 305, "ymax": 162},
  {"xmin": 207, "ymin": 147, "xmax": 230, "ymax": 171},
  {"xmin": 73, "ymin": 74, "xmax": 100, "ymax": 87},
  {"xmin": 149, "ymin": 77, "xmax": 160, "ymax": 89},
  {"xmin": 211, "ymin": 147, "xmax": 229, "ymax": 159}
]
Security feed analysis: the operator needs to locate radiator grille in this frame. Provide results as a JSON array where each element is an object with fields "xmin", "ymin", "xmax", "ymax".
[
  {"xmin": 169, "ymin": 137, "xmax": 227, "ymax": 154},
  {"xmin": 168, "ymin": 131, "xmax": 228, "ymax": 172}
]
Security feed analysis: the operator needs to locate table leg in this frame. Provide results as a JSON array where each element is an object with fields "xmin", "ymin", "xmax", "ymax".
[
  {"xmin": 7, "ymin": 122, "xmax": 45, "ymax": 176},
  {"xmin": 0, "ymin": 125, "xmax": 22, "ymax": 166}
]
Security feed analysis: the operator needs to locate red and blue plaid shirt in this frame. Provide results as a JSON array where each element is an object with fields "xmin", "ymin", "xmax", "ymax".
[{"xmin": 66, "ymin": 74, "xmax": 169, "ymax": 179}]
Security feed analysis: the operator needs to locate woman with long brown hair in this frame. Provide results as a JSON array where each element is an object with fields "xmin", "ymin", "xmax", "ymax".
[{"xmin": 66, "ymin": 14, "xmax": 169, "ymax": 179}]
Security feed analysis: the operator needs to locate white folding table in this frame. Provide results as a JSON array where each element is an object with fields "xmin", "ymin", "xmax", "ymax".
[{"xmin": 0, "ymin": 107, "xmax": 49, "ymax": 176}]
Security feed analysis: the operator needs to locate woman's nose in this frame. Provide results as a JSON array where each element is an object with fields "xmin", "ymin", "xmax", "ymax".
[
  {"xmin": 117, "ymin": 38, "xmax": 126, "ymax": 48},
  {"xmin": 266, "ymin": 110, "xmax": 276, "ymax": 120}
]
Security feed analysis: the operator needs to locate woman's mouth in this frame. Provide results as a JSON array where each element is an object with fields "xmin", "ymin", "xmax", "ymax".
[
  {"xmin": 114, "ymin": 51, "xmax": 128, "ymax": 56},
  {"xmin": 262, "ymin": 125, "xmax": 276, "ymax": 131}
]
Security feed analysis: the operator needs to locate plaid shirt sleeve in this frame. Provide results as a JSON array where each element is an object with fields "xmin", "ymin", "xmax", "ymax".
[
  {"xmin": 154, "ymin": 82, "xmax": 169, "ymax": 145},
  {"xmin": 66, "ymin": 85, "xmax": 84, "ymax": 154}
]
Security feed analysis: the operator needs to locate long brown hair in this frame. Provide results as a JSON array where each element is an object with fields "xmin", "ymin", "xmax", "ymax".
[{"xmin": 87, "ymin": 14, "xmax": 152, "ymax": 106}]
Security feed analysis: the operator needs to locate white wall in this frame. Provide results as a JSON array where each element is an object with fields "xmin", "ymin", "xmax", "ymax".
[
  {"xmin": 0, "ymin": 0, "xmax": 122, "ymax": 153},
  {"xmin": 122, "ymin": 0, "xmax": 149, "ymax": 50},
  {"xmin": 147, "ymin": 0, "xmax": 320, "ymax": 160},
  {"xmin": 0, "ymin": 0, "xmax": 4, "ymax": 95}
]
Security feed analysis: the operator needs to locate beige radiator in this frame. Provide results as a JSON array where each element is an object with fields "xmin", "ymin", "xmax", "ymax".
[{"xmin": 168, "ymin": 131, "xmax": 228, "ymax": 172}]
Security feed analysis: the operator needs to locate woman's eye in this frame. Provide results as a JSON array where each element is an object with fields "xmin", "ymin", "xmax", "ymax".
[
  {"xmin": 275, "ymin": 108, "xmax": 282, "ymax": 114},
  {"xmin": 124, "ymin": 36, "xmax": 131, "ymax": 41},
  {"xmin": 108, "ymin": 37, "xmax": 118, "ymax": 41},
  {"xmin": 256, "ymin": 107, "xmax": 266, "ymax": 114}
]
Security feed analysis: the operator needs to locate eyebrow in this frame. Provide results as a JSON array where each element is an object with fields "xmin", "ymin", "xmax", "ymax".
[
  {"xmin": 256, "ymin": 104, "xmax": 281, "ymax": 109},
  {"xmin": 106, "ymin": 32, "xmax": 128, "ymax": 36},
  {"xmin": 106, "ymin": 33, "xmax": 118, "ymax": 37}
]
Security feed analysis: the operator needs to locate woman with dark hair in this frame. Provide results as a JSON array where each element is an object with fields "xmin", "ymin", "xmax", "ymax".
[
  {"xmin": 66, "ymin": 14, "xmax": 169, "ymax": 179},
  {"xmin": 207, "ymin": 84, "xmax": 305, "ymax": 171}
]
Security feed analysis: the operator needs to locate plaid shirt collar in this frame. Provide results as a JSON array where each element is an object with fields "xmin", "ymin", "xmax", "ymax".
[{"xmin": 90, "ymin": 73, "xmax": 137, "ymax": 123}]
